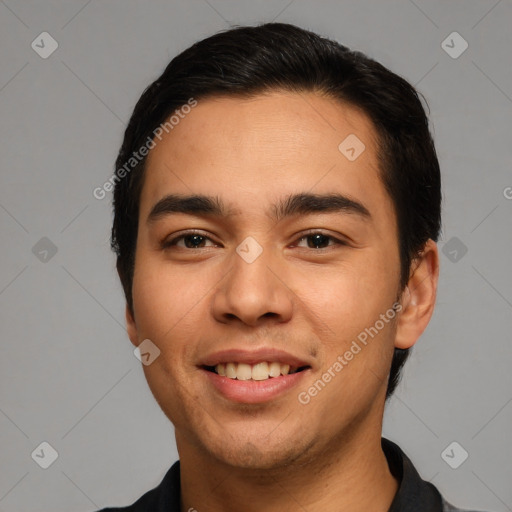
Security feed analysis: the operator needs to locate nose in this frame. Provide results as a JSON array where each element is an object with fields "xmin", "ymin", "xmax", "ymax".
[{"xmin": 211, "ymin": 241, "xmax": 294, "ymax": 327}]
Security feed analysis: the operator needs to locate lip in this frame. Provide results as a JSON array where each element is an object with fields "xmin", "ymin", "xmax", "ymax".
[
  {"xmin": 202, "ymin": 367, "xmax": 310, "ymax": 404},
  {"xmin": 199, "ymin": 347, "xmax": 313, "ymax": 404},
  {"xmin": 199, "ymin": 347, "xmax": 311, "ymax": 368}
]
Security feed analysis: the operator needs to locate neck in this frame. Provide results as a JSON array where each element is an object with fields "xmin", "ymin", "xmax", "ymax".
[{"xmin": 178, "ymin": 420, "xmax": 399, "ymax": 512}]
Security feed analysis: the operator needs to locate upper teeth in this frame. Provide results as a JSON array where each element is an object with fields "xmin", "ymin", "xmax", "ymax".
[{"xmin": 216, "ymin": 362, "xmax": 293, "ymax": 380}]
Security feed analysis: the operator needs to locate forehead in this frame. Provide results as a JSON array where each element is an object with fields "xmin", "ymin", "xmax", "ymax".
[{"xmin": 140, "ymin": 91, "xmax": 392, "ymax": 223}]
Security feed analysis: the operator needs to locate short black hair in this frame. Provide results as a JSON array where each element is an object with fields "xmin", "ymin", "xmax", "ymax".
[{"xmin": 110, "ymin": 22, "xmax": 441, "ymax": 400}]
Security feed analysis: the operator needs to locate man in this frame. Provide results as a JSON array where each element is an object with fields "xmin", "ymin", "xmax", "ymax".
[{"xmin": 98, "ymin": 22, "xmax": 488, "ymax": 512}]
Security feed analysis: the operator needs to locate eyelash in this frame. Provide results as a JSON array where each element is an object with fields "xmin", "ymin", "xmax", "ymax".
[{"xmin": 161, "ymin": 230, "xmax": 348, "ymax": 251}]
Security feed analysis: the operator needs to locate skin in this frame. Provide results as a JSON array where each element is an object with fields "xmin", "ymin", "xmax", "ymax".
[{"xmin": 125, "ymin": 91, "xmax": 439, "ymax": 512}]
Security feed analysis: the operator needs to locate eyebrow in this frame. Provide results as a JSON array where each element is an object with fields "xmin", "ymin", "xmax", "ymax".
[{"xmin": 147, "ymin": 192, "xmax": 371, "ymax": 224}]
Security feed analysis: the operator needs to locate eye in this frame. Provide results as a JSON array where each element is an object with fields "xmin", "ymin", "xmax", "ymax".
[
  {"xmin": 161, "ymin": 230, "xmax": 347, "ymax": 251},
  {"xmin": 162, "ymin": 231, "xmax": 218, "ymax": 249},
  {"xmin": 294, "ymin": 231, "xmax": 346, "ymax": 249}
]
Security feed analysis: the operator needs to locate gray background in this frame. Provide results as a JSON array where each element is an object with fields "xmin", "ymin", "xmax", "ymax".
[{"xmin": 0, "ymin": 1, "xmax": 511, "ymax": 511}]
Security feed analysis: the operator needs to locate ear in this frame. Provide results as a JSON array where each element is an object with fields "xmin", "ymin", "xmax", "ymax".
[
  {"xmin": 395, "ymin": 239, "xmax": 439, "ymax": 349},
  {"xmin": 125, "ymin": 303, "xmax": 139, "ymax": 348}
]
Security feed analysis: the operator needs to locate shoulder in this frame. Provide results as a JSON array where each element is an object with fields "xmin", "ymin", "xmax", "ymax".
[
  {"xmin": 94, "ymin": 485, "xmax": 161, "ymax": 512},
  {"xmin": 94, "ymin": 460, "xmax": 181, "ymax": 512},
  {"xmin": 382, "ymin": 437, "xmax": 495, "ymax": 512}
]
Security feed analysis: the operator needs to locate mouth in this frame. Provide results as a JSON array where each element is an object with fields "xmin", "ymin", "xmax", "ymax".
[
  {"xmin": 199, "ymin": 348, "xmax": 313, "ymax": 403},
  {"xmin": 200, "ymin": 359, "xmax": 311, "ymax": 404},
  {"xmin": 202, "ymin": 361, "xmax": 311, "ymax": 381}
]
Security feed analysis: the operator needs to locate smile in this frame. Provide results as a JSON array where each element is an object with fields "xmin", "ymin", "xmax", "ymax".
[
  {"xmin": 201, "ymin": 363, "xmax": 311, "ymax": 404},
  {"xmin": 204, "ymin": 361, "xmax": 308, "ymax": 381}
]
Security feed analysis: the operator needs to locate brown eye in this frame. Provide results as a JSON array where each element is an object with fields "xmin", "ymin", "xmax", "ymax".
[
  {"xmin": 162, "ymin": 231, "xmax": 217, "ymax": 249},
  {"xmin": 295, "ymin": 232, "xmax": 346, "ymax": 249}
]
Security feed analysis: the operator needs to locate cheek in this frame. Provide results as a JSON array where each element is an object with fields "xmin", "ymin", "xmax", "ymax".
[
  {"xmin": 132, "ymin": 253, "xmax": 204, "ymax": 337},
  {"xmin": 290, "ymin": 252, "xmax": 400, "ymax": 391},
  {"xmin": 131, "ymin": 253, "xmax": 220, "ymax": 380},
  {"xmin": 132, "ymin": 269, "xmax": 170, "ymax": 337},
  {"xmin": 293, "ymin": 254, "xmax": 398, "ymax": 327},
  {"xmin": 131, "ymin": 260, "xmax": 203, "ymax": 405}
]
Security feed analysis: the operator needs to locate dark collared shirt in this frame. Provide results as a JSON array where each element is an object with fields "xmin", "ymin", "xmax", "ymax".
[{"xmin": 97, "ymin": 438, "xmax": 488, "ymax": 511}]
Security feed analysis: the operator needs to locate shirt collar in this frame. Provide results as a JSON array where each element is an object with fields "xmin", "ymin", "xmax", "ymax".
[
  {"xmin": 151, "ymin": 437, "xmax": 444, "ymax": 512},
  {"xmin": 383, "ymin": 437, "xmax": 444, "ymax": 512}
]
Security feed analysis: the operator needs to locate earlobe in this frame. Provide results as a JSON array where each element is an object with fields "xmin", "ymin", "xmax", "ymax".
[
  {"xmin": 394, "ymin": 240, "xmax": 439, "ymax": 350},
  {"xmin": 125, "ymin": 304, "xmax": 139, "ymax": 348}
]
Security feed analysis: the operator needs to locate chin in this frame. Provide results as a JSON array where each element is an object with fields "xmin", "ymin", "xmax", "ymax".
[
  {"xmin": 199, "ymin": 424, "xmax": 317, "ymax": 471},
  {"xmin": 216, "ymin": 442, "xmax": 305, "ymax": 471}
]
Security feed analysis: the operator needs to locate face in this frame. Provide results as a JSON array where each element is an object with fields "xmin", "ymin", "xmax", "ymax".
[{"xmin": 126, "ymin": 91, "xmax": 411, "ymax": 470}]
